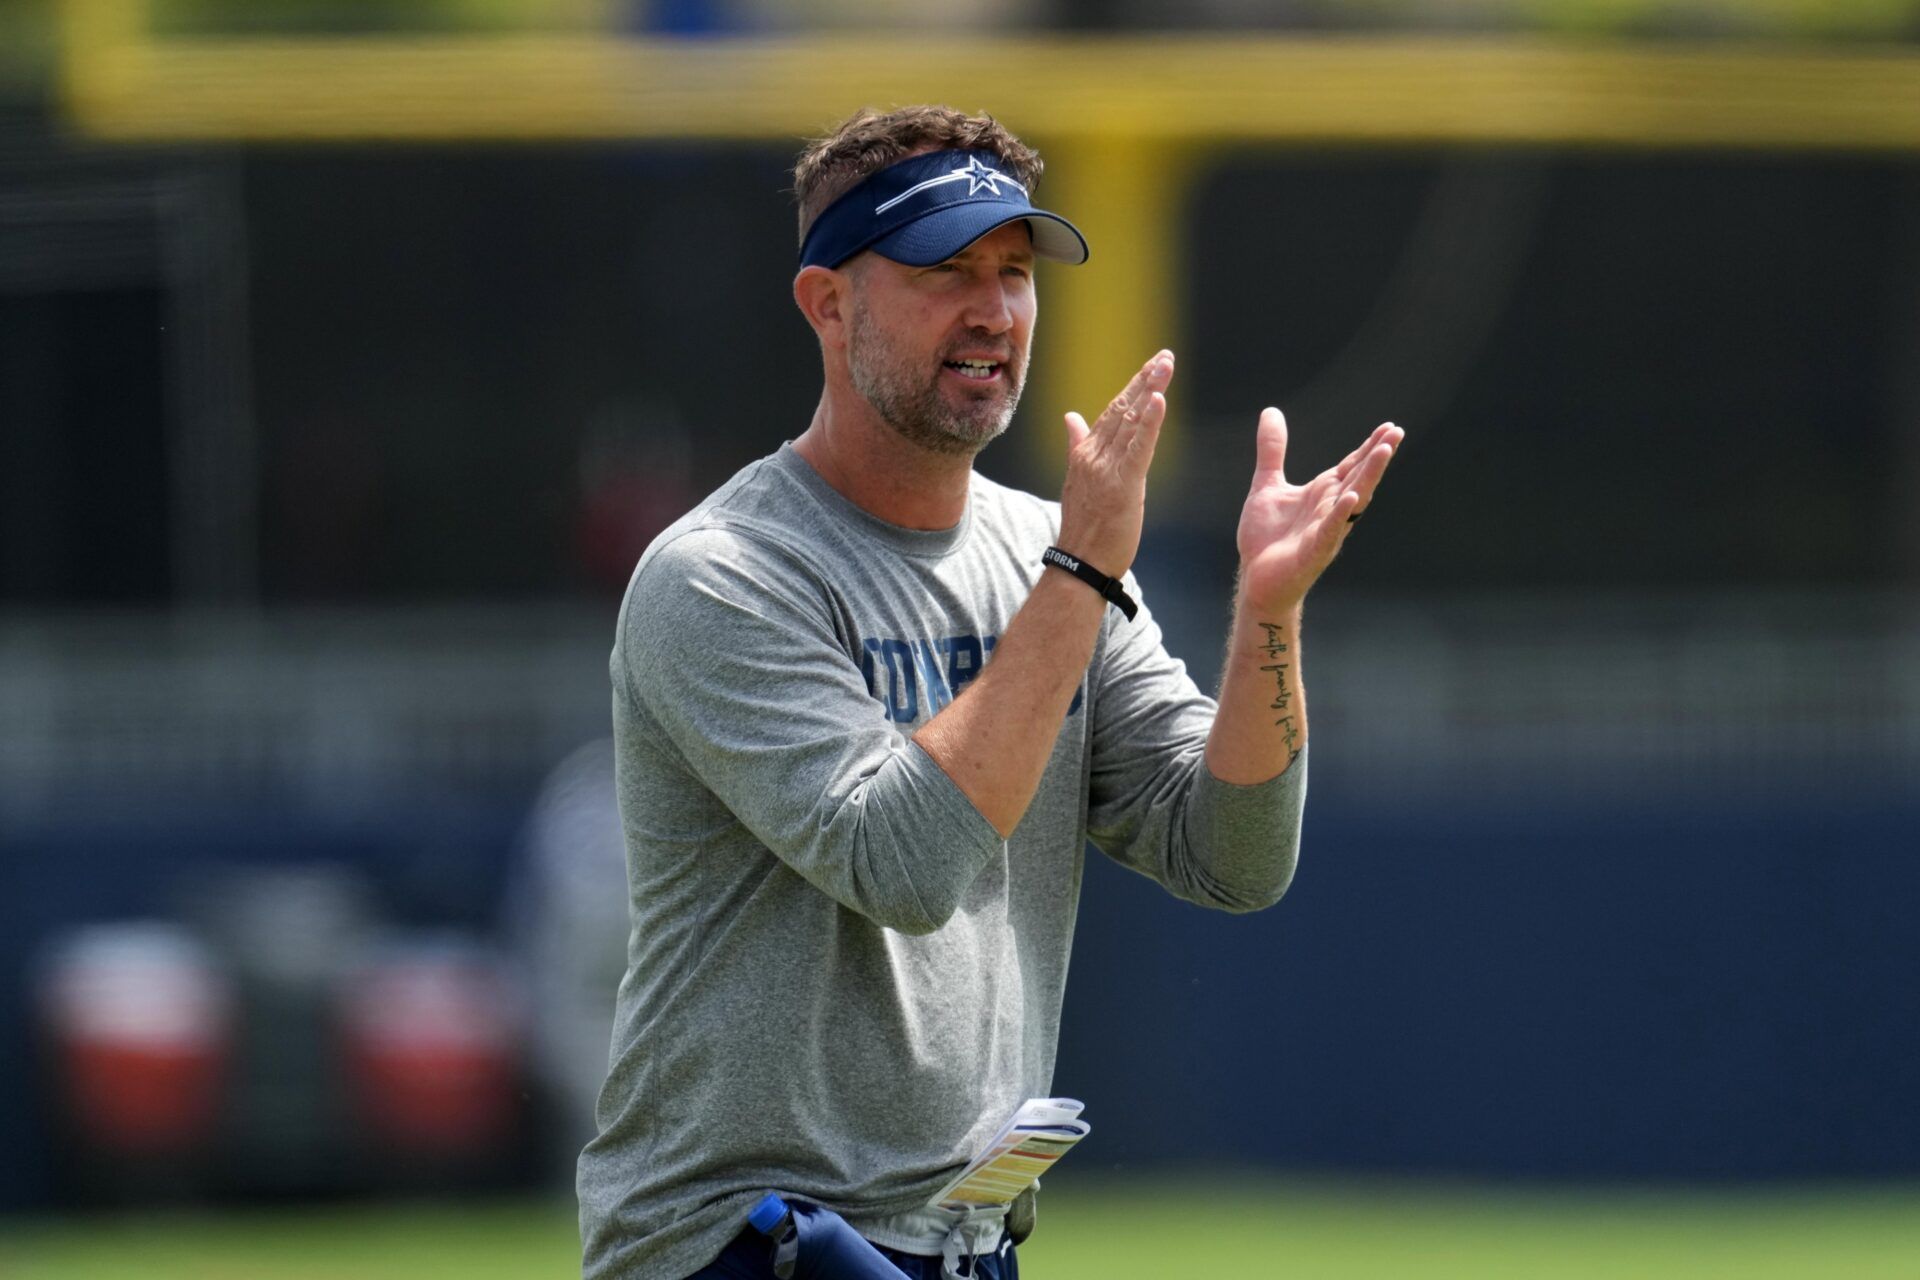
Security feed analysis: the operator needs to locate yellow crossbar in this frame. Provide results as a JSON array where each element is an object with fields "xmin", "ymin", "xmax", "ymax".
[
  {"xmin": 54, "ymin": 1, "xmax": 1920, "ymax": 148},
  {"xmin": 58, "ymin": 0, "xmax": 1920, "ymax": 479}
]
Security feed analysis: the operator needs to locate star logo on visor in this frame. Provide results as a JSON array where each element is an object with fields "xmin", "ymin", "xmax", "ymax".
[
  {"xmin": 872, "ymin": 155, "xmax": 1031, "ymax": 216},
  {"xmin": 958, "ymin": 155, "xmax": 1022, "ymax": 198}
]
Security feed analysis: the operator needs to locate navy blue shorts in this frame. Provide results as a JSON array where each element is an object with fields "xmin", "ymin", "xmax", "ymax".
[{"xmin": 688, "ymin": 1229, "xmax": 1019, "ymax": 1280}]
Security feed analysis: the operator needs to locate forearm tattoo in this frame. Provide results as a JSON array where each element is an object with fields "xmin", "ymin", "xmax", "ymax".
[{"xmin": 1257, "ymin": 622, "xmax": 1302, "ymax": 765}]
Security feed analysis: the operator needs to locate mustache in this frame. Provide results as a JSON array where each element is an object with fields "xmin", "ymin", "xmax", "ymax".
[{"xmin": 938, "ymin": 343, "xmax": 1020, "ymax": 365}]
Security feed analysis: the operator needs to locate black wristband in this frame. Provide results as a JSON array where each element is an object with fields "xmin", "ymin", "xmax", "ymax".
[{"xmin": 1041, "ymin": 545, "xmax": 1138, "ymax": 621}]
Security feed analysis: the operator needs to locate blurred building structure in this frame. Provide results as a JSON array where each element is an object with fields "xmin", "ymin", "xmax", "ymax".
[{"xmin": 2, "ymin": 0, "xmax": 1918, "ymax": 1212}]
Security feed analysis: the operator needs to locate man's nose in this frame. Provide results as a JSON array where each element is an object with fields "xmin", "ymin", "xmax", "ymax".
[{"xmin": 960, "ymin": 277, "xmax": 1015, "ymax": 333}]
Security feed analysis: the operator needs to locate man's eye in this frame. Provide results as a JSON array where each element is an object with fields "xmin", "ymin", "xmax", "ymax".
[{"xmin": 1003, "ymin": 266, "xmax": 1031, "ymax": 279}]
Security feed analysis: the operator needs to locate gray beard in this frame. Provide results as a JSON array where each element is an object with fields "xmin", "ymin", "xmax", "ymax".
[{"xmin": 848, "ymin": 300, "xmax": 1024, "ymax": 458}]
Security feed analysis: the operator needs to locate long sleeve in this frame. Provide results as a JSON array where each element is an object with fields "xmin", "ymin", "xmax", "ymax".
[
  {"xmin": 616, "ymin": 524, "xmax": 1005, "ymax": 935},
  {"xmin": 1083, "ymin": 574, "xmax": 1307, "ymax": 913}
]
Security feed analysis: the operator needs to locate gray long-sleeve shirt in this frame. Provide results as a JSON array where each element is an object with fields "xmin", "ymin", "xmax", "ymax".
[{"xmin": 578, "ymin": 444, "xmax": 1306, "ymax": 1279}]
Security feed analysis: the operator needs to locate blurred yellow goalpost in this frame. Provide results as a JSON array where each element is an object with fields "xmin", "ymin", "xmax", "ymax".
[{"xmin": 54, "ymin": 0, "xmax": 1920, "ymax": 472}]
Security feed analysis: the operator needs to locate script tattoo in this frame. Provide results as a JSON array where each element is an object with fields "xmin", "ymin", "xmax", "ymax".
[{"xmin": 1256, "ymin": 622, "xmax": 1301, "ymax": 766}]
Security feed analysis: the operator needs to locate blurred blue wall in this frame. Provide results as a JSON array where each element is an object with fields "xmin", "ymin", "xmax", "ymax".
[
  {"xmin": 1057, "ymin": 784, "xmax": 1920, "ymax": 1180},
  {"xmin": 6, "ymin": 774, "xmax": 1916, "ymax": 1211}
]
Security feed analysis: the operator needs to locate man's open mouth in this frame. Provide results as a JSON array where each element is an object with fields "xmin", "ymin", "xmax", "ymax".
[{"xmin": 944, "ymin": 358, "xmax": 1003, "ymax": 382}]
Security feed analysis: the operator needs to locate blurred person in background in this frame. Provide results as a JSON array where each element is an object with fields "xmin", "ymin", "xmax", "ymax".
[
  {"xmin": 578, "ymin": 105, "xmax": 1400, "ymax": 1280},
  {"xmin": 503, "ymin": 737, "xmax": 628, "ymax": 1183},
  {"xmin": 572, "ymin": 406, "xmax": 697, "ymax": 593}
]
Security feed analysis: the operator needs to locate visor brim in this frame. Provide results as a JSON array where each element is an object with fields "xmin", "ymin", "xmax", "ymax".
[{"xmin": 869, "ymin": 204, "xmax": 1089, "ymax": 268}]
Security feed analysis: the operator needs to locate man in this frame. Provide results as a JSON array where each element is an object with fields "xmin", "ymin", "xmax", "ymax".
[{"xmin": 579, "ymin": 106, "xmax": 1401, "ymax": 1280}]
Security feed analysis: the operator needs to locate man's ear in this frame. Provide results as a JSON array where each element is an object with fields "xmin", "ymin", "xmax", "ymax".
[{"xmin": 793, "ymin": 265, "xmax": 852, "ymax": 348}]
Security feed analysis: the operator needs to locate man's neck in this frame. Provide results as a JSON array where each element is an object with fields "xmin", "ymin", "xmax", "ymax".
[{"xmin": 790, "ymin": 389, "xmax": 974, "ymax": 531}]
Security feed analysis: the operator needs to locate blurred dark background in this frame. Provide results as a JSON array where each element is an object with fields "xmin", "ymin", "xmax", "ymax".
[{"xmin": 2, "ymin": 0, "xmax": 1918, "ymax": 1228}]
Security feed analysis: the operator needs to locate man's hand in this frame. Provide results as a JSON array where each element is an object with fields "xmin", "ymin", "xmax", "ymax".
[
  {"xmin": 913, "ymin": 350, "xmax": 1175, "ymax": 838},
  {"xmin": 1055, "ymin": 350, "xmax": 1175, "ymax": 576},
  {"xmin": 1235, "ymin": 408, "xmax": 1402, "ymax": 612},
  {"xmin": 1202, "ymin": 411, "xmax": 1400, "ymax": 785}
]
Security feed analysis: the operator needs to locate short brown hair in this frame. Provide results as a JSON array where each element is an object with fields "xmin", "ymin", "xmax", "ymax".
[{"xmin": 792, "ymin": 106, "xmax": 1044, "ymax": 247}]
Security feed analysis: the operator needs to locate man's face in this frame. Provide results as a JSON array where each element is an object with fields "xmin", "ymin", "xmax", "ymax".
[{"xmin": 844, "ymin": 221, "xmax": 1037, "ymax": 457}]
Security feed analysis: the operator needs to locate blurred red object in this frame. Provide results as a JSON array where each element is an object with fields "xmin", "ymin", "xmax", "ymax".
[
  {"xmin": 40, "ymin": 924, "xmax": 230, "ymax": 1155},
  {"xmin": 336, "ymin": 941, "xmax": 521, "ymax": 1155}
]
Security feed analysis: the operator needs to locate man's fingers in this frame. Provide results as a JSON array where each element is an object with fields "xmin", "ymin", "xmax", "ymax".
[
  {"xmin": 1326, "ymin": 489, "xmax": 1364, "ymax": 551},
  {"xmin": 1098, "ymin": 350, "xmax": 1175, "ymax": 435},
  {"xmin": 1333, "ymin": 422, "xmax": 1401, "ymax": 483},
  {"xmin": 1254, "ymin": 407, "xmax": 1289, "ymax": 479},
  {"xmin": 1063, "ymin": 410, "xmax": 1091, "ymax": 453},
  {"xmin": 1127, "ymin": 391, "xmax": 1168, "ymax": 466},
  {"xmin": 1340, "ymin": 439, "xmax": 1398, "ymax": 515}
]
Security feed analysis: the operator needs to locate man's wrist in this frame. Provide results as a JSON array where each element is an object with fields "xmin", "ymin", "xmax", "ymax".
[
  {"xmin": 1042, "ymin": 546, "xmax": 1138, "ymax": 621},
  {"xmin": 1232, "ymin": 582, "xmax": 1304, "ymax": 631}
]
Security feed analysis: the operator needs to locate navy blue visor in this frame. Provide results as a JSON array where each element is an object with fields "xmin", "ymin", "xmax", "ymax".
[{"xmin": 798, "ymin": 149, "xmax": 1089, "ymax": 271}]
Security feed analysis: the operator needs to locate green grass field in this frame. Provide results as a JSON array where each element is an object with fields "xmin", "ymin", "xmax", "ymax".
[{"xmin": 3, "ymin": 1178, "xmax": 1918, "ymax": 1278}]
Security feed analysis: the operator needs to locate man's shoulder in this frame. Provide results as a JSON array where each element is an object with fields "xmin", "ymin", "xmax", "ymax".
[
  {"xmin": 616, "ymin": 512, "xmax": 827, "ymax": 671},
  {"xmin": 632, "ymin": 517, "xmax": 811, "ymax": 601},
  {"xmin": 634, "ymin": 449, "xmax": 816, "ymax": 577}
]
